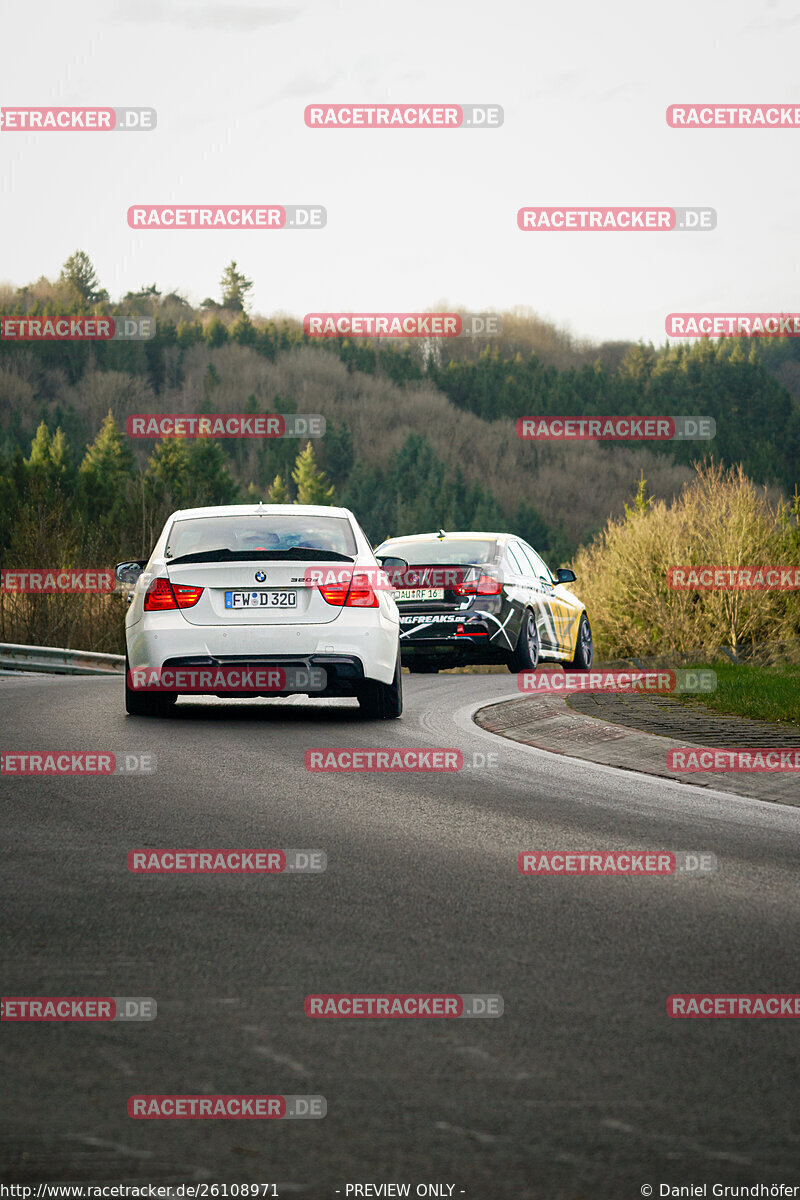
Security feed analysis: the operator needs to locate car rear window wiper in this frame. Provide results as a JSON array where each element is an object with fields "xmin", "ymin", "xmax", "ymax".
[{"xmin": 166, "ymin": 548, "xmax": 355, "ymax": 565}]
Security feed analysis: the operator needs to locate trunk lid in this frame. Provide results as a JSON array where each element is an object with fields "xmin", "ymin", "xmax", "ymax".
[{"xmin": 165, "ymin": 558, "xmax": 352, "ymax": 626}]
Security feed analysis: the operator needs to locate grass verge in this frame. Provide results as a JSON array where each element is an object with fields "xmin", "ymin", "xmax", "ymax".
[{"xmin": 681, "ymin": 660, "xmax": 800, "ymax": 729}]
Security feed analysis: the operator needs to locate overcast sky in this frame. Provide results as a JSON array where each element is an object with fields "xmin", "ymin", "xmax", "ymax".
[{"xmin": 1, "ymin": 0, "xmax": 798, "ymax": 346}]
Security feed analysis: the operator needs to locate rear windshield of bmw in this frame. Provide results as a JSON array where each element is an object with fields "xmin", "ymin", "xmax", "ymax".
[{"xmin": 165, "ymin": 514, "xmax": 358, "ymax": 564}]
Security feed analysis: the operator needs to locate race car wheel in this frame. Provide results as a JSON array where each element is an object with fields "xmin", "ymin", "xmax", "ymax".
[
  {"xmin": 125, "ymin": 653, "xmax": 178, "ymax": 717},
  {"xmin": 507, "ymin": 609, "xmax": 540, "ymax": 673},
  {"xmin": 568, "ymin": 614, "xmax": 593, "ymax": 670},
  {"xmin": 357, "ymin": 655, "xmax": 403, "ymax": 719}
]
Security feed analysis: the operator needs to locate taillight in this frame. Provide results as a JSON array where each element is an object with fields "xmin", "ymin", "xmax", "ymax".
[
  {"xmin": 346, "ymin": 573, "xmax": 379, "ymax": 607},
  {"xmin": 173, "ymin": 583, "xmax": 204, "ymax": 608},
  {"xmin": 476, "ymin": 574, "xmax": 503, "ymax": 595},
  {"xmin": 318, "ymin": 582, "xmax": 350, "ymax": 606},
  {"xmin": 453, "ymin": 573, "xmax": 502, "ymax": 596},
  {"xmin": 144, "ymin": 578, "xmax": 176, "ymax": 611},
  {"xmin": 317, "ymin": 573, "xmax": 378, "ymax": 608},
  {"xmin": 144, "ymin": 578, "xmax": 203, "ymax": 611}
]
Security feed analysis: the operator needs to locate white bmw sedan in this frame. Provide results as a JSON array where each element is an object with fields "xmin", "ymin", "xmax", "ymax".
[{"xmin": 117, "ymin": 504, "xmax": 402, "ymax": 719}]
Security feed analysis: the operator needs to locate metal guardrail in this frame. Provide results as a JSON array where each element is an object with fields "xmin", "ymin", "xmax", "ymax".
[{"xmin": 0, "ymin": 643, "xmax": 125, "ymax": 676}]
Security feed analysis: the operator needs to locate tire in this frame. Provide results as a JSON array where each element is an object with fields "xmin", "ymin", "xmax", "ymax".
[
  {"xmin": 357, "ymin": 654, "xmax": 403, "ymax": 719},
  {"xmin": 125, "ymin": 653, "xmax": 178, "ymax": 717},
  {"xmin": 568, "ymin": 613, "xmax": 593, "ymax": 670},
  {"xmin": 408, "ymin": 660, "xmax": 439, "ymax": 674},
  {"xmin": 507, "ymin": 608, "xmax": 540, "ymax": 673}
]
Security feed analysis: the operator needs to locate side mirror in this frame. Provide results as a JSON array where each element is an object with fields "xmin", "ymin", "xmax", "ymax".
[
  {"xmin": 375, "ymin": 556, "xmax": 409, "ymax": 588},
  {"xmin": 116, "ymin": 560, "xmax": 147, "ymax": 585},
  {"xmin": 556, "ymin": 567, "xmax": 577, "ymax": 585}
]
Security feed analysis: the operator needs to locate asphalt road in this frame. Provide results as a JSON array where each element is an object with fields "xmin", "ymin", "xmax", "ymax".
[{"xmin": 2, "ymin": 672, "xmax": 800, "ymax": 1199}]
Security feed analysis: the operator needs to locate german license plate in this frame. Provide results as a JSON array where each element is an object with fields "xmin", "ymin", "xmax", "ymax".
[
  {"xmin": 393, "ymin": 588, "xmax": 444, "ymax": 602},
  {"xmin": 225, "ymin": 590, "xmax": 297, "ymax": 609}
]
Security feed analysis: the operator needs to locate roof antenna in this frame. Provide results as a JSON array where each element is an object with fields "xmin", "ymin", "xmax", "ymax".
[{"xmin": 437, "ymin": 528, "xmax": 446, "ymax": 538}]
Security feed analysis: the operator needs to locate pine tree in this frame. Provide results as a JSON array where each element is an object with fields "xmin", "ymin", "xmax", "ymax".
[
  {"xmin": 267, "ymin": 473, "xmax": 290, "ymax": 503},
  {"xmin": 145, "ymin": 439, "xmax": 192, "ymax": 509},
  {"xmin": 50, "ymin": 430, "xmax": 71, "ymax": 473},
  {"xmin": 291, "ymin": 442, "xmax": 334, "ymax": 505},
  {"xmin": 79, "ymin": 411, "xmax": 136, "ymax": 527},
  {"xmin": 324, "ymin": 421, "xmax": 354, "ymax": 485},
  {"xmin": 203, "ymin": 317, "xmax": 229, "ymax": 348},
  {"xmin": 80, "ymin": 411, "xmax": 134, "ymax": 485},
  {"xmin": 26, "ymin": 422, "xmax": 57, "ymax": 471},
  {"xmin": 219, "ymin": 261, "xmax": 254, "ymax": 312},
  {"xmin": 25, "ymin": 423, "xmax": 73, "ymax": 490},
  {"xmin": 58, "ymin": 251, "xmax": 106, "ymax": 303},
  {"xmin": 203, "ymin": 362, "xmax": 220, "ymax": 403},
  {"xmin": 231, "ymin": 311, "xmax": 257, "ymax": 345},
  {"xmin": 187, "ymin": 441, "xmax": 239, "ymax": 506},
  {"xmin": 624, "ymin": 470, "xmax": 653, "ymax": 521}
]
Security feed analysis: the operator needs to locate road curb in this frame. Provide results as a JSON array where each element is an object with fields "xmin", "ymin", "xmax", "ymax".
[{"xmin": 474, "ymin": 693, "xmax": 800, "ymax": 807}]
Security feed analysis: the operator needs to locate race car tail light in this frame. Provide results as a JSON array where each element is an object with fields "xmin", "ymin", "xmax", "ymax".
[
  {"xmin": 144, "ymin": 577, "xmax": 204, "ymax": 611},
  {"xmin": 453, "ymin": 573, "xmax": 502, "ymax": 596},
  {"xmin": 172, "ymin": 583, "xmax": 204, "ymax": 608},
  {"xmin": 317, "ymin": 581, "xmax": 350, "ymax": 606},
  {"xmin": 318, "ymin": 574, "xmax": 378, "ymax": 608},
  {"xmin": 143, "ymin": 578, "xmax": 176, "ymax": 611},
  {"xmin": 345, "ymin": 573, "xmax": 379, "ymax": 607},
  {"xmin": 476, "ymin": 574, "xmax": 503, "ymax": 595}
]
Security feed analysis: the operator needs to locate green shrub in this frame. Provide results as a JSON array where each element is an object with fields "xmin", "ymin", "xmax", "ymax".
[{"xmin": 573, "ymin": 462, "xmax": 800, "ymax": 660}]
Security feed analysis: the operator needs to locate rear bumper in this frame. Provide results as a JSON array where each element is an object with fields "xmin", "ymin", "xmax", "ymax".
[
  {"xmin": 161, "ymin": 653, "xmax": 366, "ymax": 697},
  {"xmin": 398, "ymin": 609, "xmax": 510, "ymax": 667},
  {"xmin": 126, "ymin": 614, "xmax": 398, "ymax": 685},
  {"xmin": 399, "ymin": 615, "xmax": 509, "ymax": 667}
]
